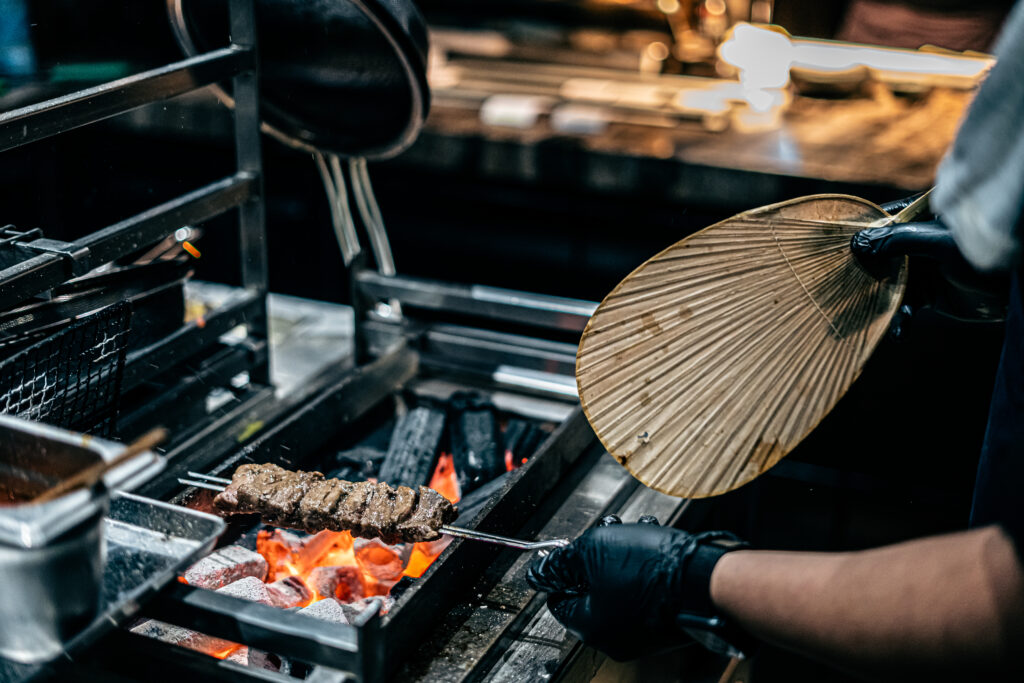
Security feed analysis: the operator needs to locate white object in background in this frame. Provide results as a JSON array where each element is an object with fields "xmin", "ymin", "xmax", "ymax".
[
  {"xmin": 480, "ymin": 94, "xmax": 552, "ymax": 129},
  {"xmin": 551, "ymin": 104, "xmax": 611, "ymax": 135}
]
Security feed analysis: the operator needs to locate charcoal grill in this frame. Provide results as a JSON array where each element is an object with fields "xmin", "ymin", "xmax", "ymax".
[{"xmin": 0, "ymin": 0, "xmax": 696, "ymax": 680}]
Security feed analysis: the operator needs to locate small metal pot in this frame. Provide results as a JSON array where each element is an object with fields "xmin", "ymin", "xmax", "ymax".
[
  {"xmin": 0, "ymin": 415, "xmax": 163, "ymax": 663},
  {"xmin": 0, "ymin": 506, "xmax": 105, "ymax": 663}
]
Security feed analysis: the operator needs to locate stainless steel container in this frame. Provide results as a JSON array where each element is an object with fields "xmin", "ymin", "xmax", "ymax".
[{"xmin": 0, "ymin": 415, "xmax": 163, "ymax": 663}]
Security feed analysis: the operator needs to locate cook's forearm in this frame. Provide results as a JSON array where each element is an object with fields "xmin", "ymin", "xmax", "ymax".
[{"xmin": 709, "ymin": 526, "xmax": 1024, "ymax": 680}]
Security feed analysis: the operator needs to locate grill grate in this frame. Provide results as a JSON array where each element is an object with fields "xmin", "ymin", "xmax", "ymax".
[{"xmin": 0, "ymin": 302, "xmax": 131, "ymax": 436}]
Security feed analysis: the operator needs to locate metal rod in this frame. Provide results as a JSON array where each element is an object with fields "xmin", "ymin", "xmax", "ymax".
[
  {"xmin": 0, "ymin": 47, "xmax": 253, "ymax": 154},
  {"xmin": 178, "ymin": 478, "xmax": 225, "ymax": 492},
  {"xmin": 439, "ymin": 525, "xmax": 570, "ymax": 551},
  {"xmin": 188, "ymin": 472, "xmax": 231, "ymax": 485},
  {"xmin": 177, "ymin": 475, "xmax": 570, "ymax": 550}
]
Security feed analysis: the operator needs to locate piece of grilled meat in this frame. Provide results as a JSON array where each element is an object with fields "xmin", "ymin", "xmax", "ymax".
[{"xmin": 213, "ymin": 463, "xmax": 457, "ymax": 544}]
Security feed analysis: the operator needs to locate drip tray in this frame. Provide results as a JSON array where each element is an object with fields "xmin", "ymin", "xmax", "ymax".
[{"xmin": 0, "ymin": 493, "xmax": 224, "ymax": 681}]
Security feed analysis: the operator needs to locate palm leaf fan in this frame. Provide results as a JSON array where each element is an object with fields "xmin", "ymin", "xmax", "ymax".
[{"xmin": 576, "ymin": 193, "xmax": 926, "ymax": 498}]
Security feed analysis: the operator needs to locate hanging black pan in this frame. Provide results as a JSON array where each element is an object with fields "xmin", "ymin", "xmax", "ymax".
[{"xmin": 167, "ymin": 0, "xmax": 430, "ymax": 159}]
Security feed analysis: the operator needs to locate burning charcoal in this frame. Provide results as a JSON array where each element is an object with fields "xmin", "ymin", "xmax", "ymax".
[
  {"xmin": 257, "ymin": 528, "xmax": 308, "ymax": 580},
  {"xmin": 184, "ymin": 545, "xmax": 268, "ymax": 589},
  {"xmin": 297, "ymin": 598, "xmax": 350, "ymax": 624},
  {"xmin": 326, "ymin": 446, "xmax": 386, "ymax": 482},
  {"xmin": 267, "ymin": 575, "xmax": 314, "ymax": 608},
  {"xmin": 227, "ymin": 647, "xmax": 288, "ymax": 673},
  {"xmin": 130, "ymin": 619, "xmax": 236, "ymax": 657},
  {"xmin": 308, "ymin": 565, "xmax": 366, "ymax": 602},
  {"xmin": 503, "ymin": 419, "xmax": 544, "ymax": 466},
  {"xmin": 217, "ymin": 576, "xmax": 275, "ymax": 605},
  {"xmin": 377, "ymin": 406, "xmax": 446, "ymax": 488},
  {"xmin": 449, "ymin": 393, "xmax": 502, "ymax": 495},
  {"xmin": 455, "ymin": 471, "xmax": 512, "ymax": 522},
  {"xmin": 340, "ymin": 596, "xmax": 394, "ymax": 622},
  {"xmin": 354, "ymin": 538, "xmax": 412, "ymax": 584},
  {"xmin": 295, "ymin": 530, "xmax": 353, "ymax": 574}
]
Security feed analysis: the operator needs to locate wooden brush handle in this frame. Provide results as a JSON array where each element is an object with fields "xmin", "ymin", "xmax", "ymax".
[{"xmin": 33, "ymin": 427, "xmax": 167, "ymax": 504}]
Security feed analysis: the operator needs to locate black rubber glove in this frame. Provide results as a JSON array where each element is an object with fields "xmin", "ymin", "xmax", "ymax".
[
  {"xmin": 850, "ymin": 219, "xmax": 966, "ymax": 274},
  {"xmin": 852, "ymin": 216, "xmax": 1009, "ymax": 321},
  {"xmin": 526, "ymin": 519, "xmax": 746, "ymax": 661}
]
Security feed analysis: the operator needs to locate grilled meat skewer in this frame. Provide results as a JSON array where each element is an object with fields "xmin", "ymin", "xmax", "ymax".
[{"xmin": 213, "ymin": 463, "xmax": 457, "ymax": 544}]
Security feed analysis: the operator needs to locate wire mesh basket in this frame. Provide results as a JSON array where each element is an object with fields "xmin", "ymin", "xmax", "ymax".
[{"xmin": 0, "ymin": 302, "xmax": 132, "ymax": 436}]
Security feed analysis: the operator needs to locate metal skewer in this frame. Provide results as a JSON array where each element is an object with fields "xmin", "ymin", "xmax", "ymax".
[{"xmin": 179, "ymin": 472, "xmax": 570, "ymax": 552}]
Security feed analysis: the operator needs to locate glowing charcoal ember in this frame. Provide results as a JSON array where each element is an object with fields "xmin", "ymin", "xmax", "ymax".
[
  {"xmin": 217, "ymin": 576, "xmax": 276, "ymax": 605},
  {"xmin": 354, "ymin": 538, "xmax": 412, "ymax": 584},
  {"xmin": 297, "ymin": 598, "xmax": 350, "ymax": 624},
  {"xmin": 428, "ymin": 454, "xmax": 460, "ymax": 504},
  {"xmin": 403, "ymin": 536, "xmax": 452, "ymax": 579},
  {"xmin": 226, "ymin": 647, "xmax": 288, "ymax": 673},
  {"xmin": 130, "ymin": 619, "xmax": 237, "ymax": 657},
  {"xmin": 256, "ymin": 528, "xmax": 307, "ymax": 580},
  {"xmin": 308, "ymin": 565, "xmax": 366, "ymax": 602},
  {"xmin": 294, "ymin": 530, "xmax": 353, "ymax": 574},
  {"xmin": 183, "ymin": 545, "xmax": 268, "ymax": 589},
  {"xmin": 267, "ymin": 575, "xmax": 314, "ymax": 608}
]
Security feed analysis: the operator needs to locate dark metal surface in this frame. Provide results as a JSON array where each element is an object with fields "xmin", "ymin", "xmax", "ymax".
[
  {"xmin": 122, "ymin": 288, "xmax": 263, "ymax": 391},
  {"xmin": 0, "ymin": 47, "xmax": 253, "ymax": 154},
  {"xmin": 173, "ymin": 0, "xmax": 430, "ymax": 159}
]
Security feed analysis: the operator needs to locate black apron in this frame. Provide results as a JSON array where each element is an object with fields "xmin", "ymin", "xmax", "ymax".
[{"xmin": 970, "ymin": 268, "xmax": 1024, "ymax": 548}]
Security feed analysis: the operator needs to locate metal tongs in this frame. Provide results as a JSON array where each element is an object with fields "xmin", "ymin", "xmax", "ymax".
[{"xmin": 179, "ymin": 472, "xmax": 570, "ymax": 552}]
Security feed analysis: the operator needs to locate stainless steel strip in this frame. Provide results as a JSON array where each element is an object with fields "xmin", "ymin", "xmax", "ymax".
[
  {"xmin": 0, "ymin": 47, "xmax": 253, "ymax": 154},
  {"xmin": 356, "ymin": 271, "xmax": 597, "ymax": 333}
]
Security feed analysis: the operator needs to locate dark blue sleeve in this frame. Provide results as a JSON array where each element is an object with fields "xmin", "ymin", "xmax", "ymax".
[{"xmin": 969, "ymin": 268, "xmax": 1024, "ymax": 559}]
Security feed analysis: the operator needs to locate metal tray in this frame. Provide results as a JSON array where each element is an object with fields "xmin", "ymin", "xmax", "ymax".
[{"xmin": 0, "ymin": 492, "xmax": 225, "ymax": 682}]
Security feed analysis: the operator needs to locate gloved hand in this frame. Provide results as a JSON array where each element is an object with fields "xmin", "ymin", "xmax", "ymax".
[
  {"xmin": 850, "ymin": 219, "xmax": 967, "ymax": 275},
  {"xmin": 526, "ymin": 516, "xmax": 747, "ymax": 661},
  {"xmin": 852, "ymin": 214, "xmax": 1009, "ymax": 322}
]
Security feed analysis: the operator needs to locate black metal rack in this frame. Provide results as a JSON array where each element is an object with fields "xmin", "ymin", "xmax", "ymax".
[{"xmin": 0, "ymin": 0, "xmax": 268, "ymax": 390}]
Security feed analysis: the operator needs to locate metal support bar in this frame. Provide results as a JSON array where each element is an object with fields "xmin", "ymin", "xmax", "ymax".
[
  {"xmin": 0, "ymin": 174, "xmax": 255, "ymax": 310},
  {"xmin": 356, "ymin": 271, "xmax": 597, "ymax": 333},
  {"xmin": 0, "ymin": 47, "xmax": 253, "ymax": 153},
  {"xmin": 229, "ymin": 0, "xmax": 269, "ymax": 383}
]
